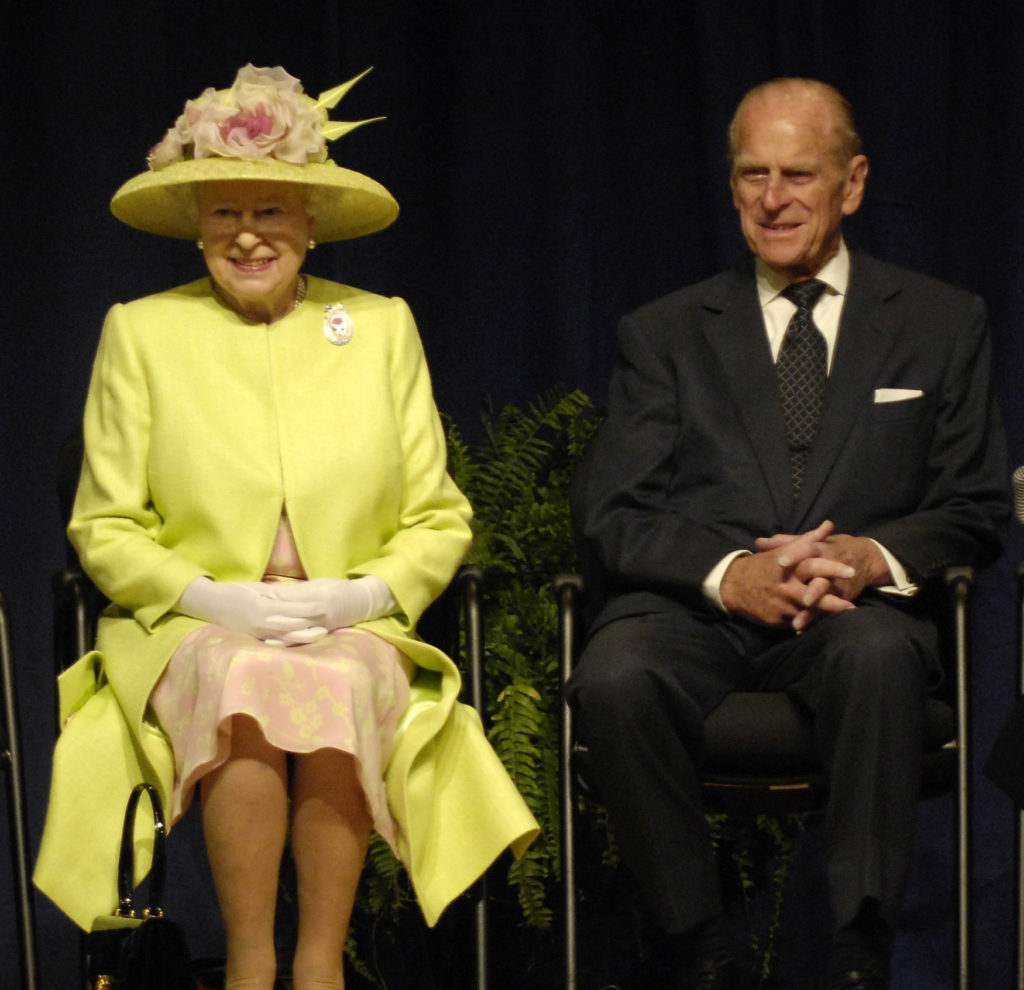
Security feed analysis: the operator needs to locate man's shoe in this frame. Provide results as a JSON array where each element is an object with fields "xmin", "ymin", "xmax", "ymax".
[
  {"xmin": 689, "ymin": 951, "xmax": 755, "ymax": 989},
  {"xmin": 827, "ymin": 903, "xmax": 891, "ymax": 990},
  {"xmin": 824, "ymin": 970, "xmax": 888, "ymax": 990}
]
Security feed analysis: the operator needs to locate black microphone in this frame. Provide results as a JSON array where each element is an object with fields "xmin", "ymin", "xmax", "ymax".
[{"xmin": 1013, "ymin": 464, "xmax": 1024, "ymax": 523}]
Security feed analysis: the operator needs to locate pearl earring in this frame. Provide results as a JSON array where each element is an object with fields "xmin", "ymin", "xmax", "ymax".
[
  {"xmin": 307, "ymin": 238, "xmax": 317, "ymax": 250},
  {"xmin": 196, "ymin": 239, "xmax": 204, "ymax": 250}
]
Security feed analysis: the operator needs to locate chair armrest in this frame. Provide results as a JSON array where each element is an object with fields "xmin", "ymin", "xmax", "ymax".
[
  {"xmin": 51, "ymin": 568, "xmax": 103, "ymax": 736},
  {"xmin": 452, "ymin": 564, "xmax": 486, "ymax": 720},
  {"xmin": 555, "ymin": 572, "xmax": 595, "ymax": 800},
  {"xmin": 943, "ymin": 565, "xmax": 975, "ymax": 592},
  {"xmin": 554, "ymin": 573, "xmax": 585, "ymax": 686},
  {"xmin": 51, "ymin": 568, "xmax": 100, "ymax": 671},
  {"xmin": 942, "ymin": 565, "xmax": 974, "ymax": 714}
]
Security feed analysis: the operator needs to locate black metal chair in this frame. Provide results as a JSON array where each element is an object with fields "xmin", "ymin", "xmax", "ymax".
[
  {"xmin": 0, "ymin": 589, "xmax": 40, "ymax": 990},
  {"xmin": 555, "ymin": 565, "xmax": 974, "ymax": 990}
]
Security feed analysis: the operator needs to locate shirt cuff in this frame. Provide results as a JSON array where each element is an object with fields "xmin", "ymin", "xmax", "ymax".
[
  {"xmin": 870, "ymin": 539, "xmax": 918, "ymax": 597},
  {"xmin": 702, "ymin": 550, "xmax": 752, "ymax": 613}
]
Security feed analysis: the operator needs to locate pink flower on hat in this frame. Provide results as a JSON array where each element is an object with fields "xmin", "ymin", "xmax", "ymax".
[
  {"xmin": 147, "ymin": 129, "xmax": 186, "ymax": 170},
  {"xmin": 146, "ymin": 64, "xmax": 329, "ymax": 169}
]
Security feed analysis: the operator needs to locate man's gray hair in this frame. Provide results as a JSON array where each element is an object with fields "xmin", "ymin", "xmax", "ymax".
[{"xmin": 727, "ymin": 78, "xmax": 862, "ymax": 170}]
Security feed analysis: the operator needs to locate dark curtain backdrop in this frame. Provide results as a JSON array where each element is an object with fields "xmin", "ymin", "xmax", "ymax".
[{"xmin": 3, "ymin": 2, "xmax": 1024, "ymax": 987}]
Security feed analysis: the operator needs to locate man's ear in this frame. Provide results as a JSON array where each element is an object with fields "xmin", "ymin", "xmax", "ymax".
[{"xmin": 841, "ymin": 155, "xmax": 869, "ymax": 216}]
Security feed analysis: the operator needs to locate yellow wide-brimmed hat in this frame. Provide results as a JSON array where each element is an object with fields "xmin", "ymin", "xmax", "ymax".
[{"xmin": 110, "ymin": 65, "xmax": 399, "ymax": 242}]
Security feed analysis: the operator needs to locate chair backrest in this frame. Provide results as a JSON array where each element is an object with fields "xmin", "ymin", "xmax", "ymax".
[
  {"xmin": 57, "ymin": 426, "xmax": 86, "ymax": 566},
  {"xmin": 566, "ymin": 439, "xmax": 609, "ymax": 634},
  {"xmin": 54, "ymin": 429, "xmax": 107, "ymax": 700}
]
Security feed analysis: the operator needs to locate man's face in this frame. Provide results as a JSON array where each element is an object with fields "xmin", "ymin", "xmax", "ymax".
[{"xmin": 730, "ymin": 89, "xmax": 867, "ymax": 281}]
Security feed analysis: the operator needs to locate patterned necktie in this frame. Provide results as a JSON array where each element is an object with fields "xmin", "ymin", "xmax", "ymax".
[{"xmin": 776, "ymin": 278, "xmax": 828, "ymax": 497}]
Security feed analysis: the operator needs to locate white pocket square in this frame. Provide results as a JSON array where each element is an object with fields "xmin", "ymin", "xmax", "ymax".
[{"xmin": 874, "ymin": 388, "xmax": 923, "ymax": 403}]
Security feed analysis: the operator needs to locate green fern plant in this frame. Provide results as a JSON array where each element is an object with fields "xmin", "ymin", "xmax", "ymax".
[
  {"xmin": 345, "ymin": 385, "xmax": 599, "ymax": 971},
  {"xmin": 708, "ymin": 812, "xmax": 805, "ymax": 979},
  {"xmin": 447, "ymin": 387, "xmax": 601, "ymax": 927}
]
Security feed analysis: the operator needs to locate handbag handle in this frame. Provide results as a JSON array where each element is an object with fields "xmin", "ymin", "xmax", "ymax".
[{"xmin": 115, "ymin": 782, "xmax": 168, "ymax": 920}]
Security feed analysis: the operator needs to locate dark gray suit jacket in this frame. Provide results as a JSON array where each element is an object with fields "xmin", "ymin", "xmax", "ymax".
[{"xmin": 583, "ymin": 249, "xmax": 1010, "ymax": 628}]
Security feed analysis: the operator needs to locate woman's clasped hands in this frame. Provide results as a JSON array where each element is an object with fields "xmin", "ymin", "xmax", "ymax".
[{"xmin": 177, "ymin": 575, "xmax": 395, "ymax": 646}]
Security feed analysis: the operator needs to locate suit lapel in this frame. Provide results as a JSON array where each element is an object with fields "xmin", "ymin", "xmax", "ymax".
[
  {"xmin": 793, "ymin": 252, "xmax": 903, "ymax": 527},
  {"xmin": 699, "ymin": 262, "xmax": 793, "ymax": 524}
]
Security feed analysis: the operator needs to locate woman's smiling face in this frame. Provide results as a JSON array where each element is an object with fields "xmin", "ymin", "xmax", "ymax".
[{"xmin": 197, "ymin": 180, "xmax": 315, "ymax": 323}]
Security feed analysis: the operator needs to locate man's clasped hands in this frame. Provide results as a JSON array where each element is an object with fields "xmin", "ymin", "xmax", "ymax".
[{"xmin": 720, "ymin": 519, "xmax": 893, "ymax": 632}]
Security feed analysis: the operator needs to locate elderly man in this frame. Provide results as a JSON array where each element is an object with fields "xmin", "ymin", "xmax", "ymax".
[{"xmin": 567, "ymin": 78, "xmax": 1008, "ymax": 990}]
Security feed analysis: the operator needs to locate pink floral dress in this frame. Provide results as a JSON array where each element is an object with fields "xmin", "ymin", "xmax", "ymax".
[{"xmin": 149, "ymin": 513, "xmax": 414, "ymax": 849}]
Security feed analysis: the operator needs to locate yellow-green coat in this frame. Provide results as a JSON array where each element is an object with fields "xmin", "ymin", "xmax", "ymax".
[{"xmin": 34, "ymin": 277, "xmax": 538, "ymax": 930}]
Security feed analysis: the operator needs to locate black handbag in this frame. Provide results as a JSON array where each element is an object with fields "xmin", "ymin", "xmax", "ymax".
[{"xmin": 86, "ymin": 782, "xmax": 193, "ymax": 990}]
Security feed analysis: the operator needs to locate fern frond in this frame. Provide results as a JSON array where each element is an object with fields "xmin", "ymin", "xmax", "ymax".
[
  {"xmin": 441, "ymin": 387, "xmax": 600, "ymax": 928},
  {"xmin": 362, "ymin": 833, "xmax": 407, "ymax": 916},
  {"xmin": 508, "ymin": 847, "xmax": 555, "ymax": 928}
]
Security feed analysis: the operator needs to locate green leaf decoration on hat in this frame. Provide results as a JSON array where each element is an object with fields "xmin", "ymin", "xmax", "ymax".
[{"xmin": 316, "ymin": 67, "xmax": 385, "ymax": 143}]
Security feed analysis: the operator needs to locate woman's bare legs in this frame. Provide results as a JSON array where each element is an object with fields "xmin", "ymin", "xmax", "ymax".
[
  {"xmin": 290, "ymin": 749, "xmax": 372, "ymax": 990},
  {"xmin": 201, "ymin": 720, "xmax": 370, "ymax": 990},
  {"xmin": 202, "ymin": 715, "xmax": 288, "ymax": 990}
]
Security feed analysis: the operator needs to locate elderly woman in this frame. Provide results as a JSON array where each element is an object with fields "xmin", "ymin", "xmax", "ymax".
[{"xmin": 35, "ymin": 65, "xmax": 537, "ymax": 990}]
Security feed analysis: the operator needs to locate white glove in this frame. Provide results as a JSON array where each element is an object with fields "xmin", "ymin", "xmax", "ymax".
[
  {"xmin": 175, "ymin": 578, "xmax": 327, "ymax": 643},
  {"xmin": 260, "ymin": 576, "xmax": 396, "ymax": 639}
]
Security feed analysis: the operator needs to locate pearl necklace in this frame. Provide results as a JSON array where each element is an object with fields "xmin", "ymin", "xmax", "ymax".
[{"xmin": 211, "ymin": 274, "xmax": 307, "ymax": 317}]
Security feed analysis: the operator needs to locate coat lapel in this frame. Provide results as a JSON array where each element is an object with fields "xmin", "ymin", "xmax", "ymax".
[{"xmin": 699, "ymin": 262, "xmax": 794, "ymax": 525}]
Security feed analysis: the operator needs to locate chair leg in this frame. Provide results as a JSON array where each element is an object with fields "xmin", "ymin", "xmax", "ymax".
[
  {"xmin": 560, "ymin": 701, "xmax": 578, "ymax": 990},
  {"xmin": 1017, "ymin": 808, "xmax": 1024, "ymax": 990},
  {"xmin": 473, "ymin": 885, "xmax": 488, "ymax": 990},
  {"xmin": 556, "ymin": 575, "xmax": 584, "ymax": 990},
  {"xmin": 1017, "ymin": 561, "xmax": 1024, "ymax": 990},
  {"xmin": 948, "ymin": 567, "xmax": 972, "ymax": 990},
  {"xmin": 0, "ymin": 592, "xmax": 40, "ymax": 990},
  {"xmin": 459, "ymin": 566, "xmax": 489, "ymax": 990}
]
